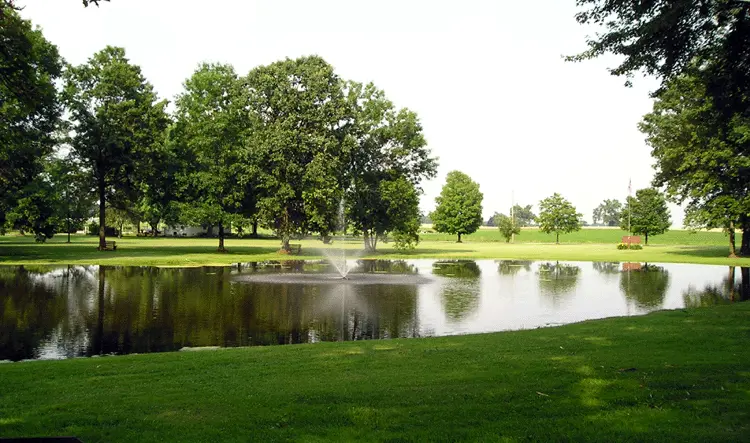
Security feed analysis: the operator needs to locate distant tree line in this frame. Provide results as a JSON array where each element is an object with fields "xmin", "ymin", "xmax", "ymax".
[{"xmin": 0, "ymin": 6, "xmax": 437, "ymax": 252}]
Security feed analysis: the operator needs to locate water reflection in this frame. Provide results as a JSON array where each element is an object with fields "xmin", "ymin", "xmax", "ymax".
[
  {"xmin": 538, "ymin": 262, "xmax": 581, "ymax": 300},
  {"xmin": 620, "ymin": 263, "xmax": 670, "ymax": 308},
  {"xmin": 432, "ymin": 261, "xmax": 481, "ymax": 322},
  {"xmin": 497, "ymin": 260, "xmax": 532, "ymax": 276},
  {"xmin": 0, "ymin": 261, "xmax": 747, "ymax": 361},
  {"xmin": 683, "ymin": 266, "xmax": 750, "ymax": 307}
]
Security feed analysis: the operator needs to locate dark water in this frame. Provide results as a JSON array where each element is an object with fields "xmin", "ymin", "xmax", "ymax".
[{"xmin": 0, "ymin": 260, "xmax": 747, "ymax": 361}]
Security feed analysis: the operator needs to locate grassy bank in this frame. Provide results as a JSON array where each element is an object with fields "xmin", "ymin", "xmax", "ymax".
[
  {"xmin": 1, "ymin": 232, "xmax": 748, "ymax": 267},
  {"xmin": 1, "ymin": 303, "xmax": 749, "ymax": 442}
]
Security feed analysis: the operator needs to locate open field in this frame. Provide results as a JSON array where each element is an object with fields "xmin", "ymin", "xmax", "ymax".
[
  {"xmin": 420, "ymin": 226, "xmax": 733, "ymax": 245},
  {"xmin": 1, "ymin": 303, "xmax": 748, "ymax": 442},
  {"xmin": 0, "ymin": 231, "xmax": 749, "ymax": 267}
]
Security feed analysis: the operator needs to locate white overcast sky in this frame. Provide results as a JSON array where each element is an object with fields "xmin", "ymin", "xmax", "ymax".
[{"xmin": 19, "ymin": 0, "xmax": 683, "ymax": 225}]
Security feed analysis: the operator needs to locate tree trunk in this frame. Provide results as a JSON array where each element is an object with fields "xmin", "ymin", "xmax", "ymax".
[
  {"xmin": 364, "ymin": 233, "xmax": 372, "ymax": 251},
  {"xmin": 252, "ymin": 220, "xmax": 258, "ymax": 237},
  {"xmin": 218, "ymin": 221, "xmax": 226, "ymax": 252},
  {"xmin": 137, "ymin": 220, "xmax": 140, "ymax": 236},
  {"xmin": 98, "ymin": 178, "xmax": 106, "ymax": 250},
  {"xmin": 645, "ymin": 233, "xmax": 649, "ymax": 246},
  {"xmin": 741, "ymin": 222, "xmax": 750, "ymax": 256},
  {"xmin": 728, "ymin": 266, "xmax": 736, "ymax": 301},
  {"xmin": 457, "ymin": 232, "xmax": 462, "ymax": 243},
  {"xmin": 728, "ymin": 222, "xmax": 737, "ymax": 257},
  {"xmin": 556, "ymin": 232, "xmax": 559, "ymax": 244},
  {"xmin": 95, "ymin": 266, "xmax": 105, "ymax": 355},
  {"xmin": 118, "ymin": 221, "xmax": 123, "ymax": 238},
  {"xmin": 740, "ymin": 267, "xmax": 750, "ymax": 302}
]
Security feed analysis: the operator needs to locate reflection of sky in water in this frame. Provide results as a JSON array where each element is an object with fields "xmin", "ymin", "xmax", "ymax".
[{"xmin": 0, "ymin": 260, "xmax": 745, "ymax": 361}]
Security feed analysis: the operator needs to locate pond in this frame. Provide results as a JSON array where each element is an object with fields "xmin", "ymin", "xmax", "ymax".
[{"xmin": 1, "ymin": 260, "xmax": 747, "ymax": 361}]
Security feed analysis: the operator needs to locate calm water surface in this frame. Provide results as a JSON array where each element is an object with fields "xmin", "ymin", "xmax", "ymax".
[{"xmin": 1, "ymin": 260, "xmax": 747, "ymax": 361}]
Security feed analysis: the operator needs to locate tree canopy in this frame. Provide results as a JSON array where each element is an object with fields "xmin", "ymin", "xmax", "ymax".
[
  {"xmin": 0, "ymin": 5, "xmax": 62, "ymax": 230},
  {"xmin": 640, "ymin": 71, "xmax": 749, "ymax": 255},
  {"xmin": 172, "ymin": 63, "xmax": 250, "ymax": 252},
  {"xmin": 593, "ymin": 199, "xmax": 623, "ymax": 226},
  {"xmin": 430, "ymin": 171, "xmax": 484, "ymax": 243},
  {"xmin": 345, "ymin": 82, "xmax": 436, "ymax": 251},
  {"xmin": 63, "ymin": 46, "xmax": 170, "ymax": 250},
  {"xmin": 620, "ymin": 188, "xmax": 671, "ymax": 245},
  {"xmin": 537, "ymin": 193, "xmax": 582, "ymax": 244}
]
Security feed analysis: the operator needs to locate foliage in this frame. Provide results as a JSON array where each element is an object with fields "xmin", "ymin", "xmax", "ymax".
[
  {"xmin": 593, "ymin": 199, "xmax": 622, "ymax": 226},
  {"xmin": 617, "ymin": 243, "xmax": 643, "ymax": 250},
  {"xmin": 48, "ymin": 157, "xmax": 96, "ymax": 241},
  {"xmin": 538, "ymin": 262, "xmax": 581, "ymax": 297},
  {"xmin": 537, "ymin": 193, "xmax": 582, "ymax": 244},
  {"xmin": 494, "ymin": 213, "xmax": 520, "ymax": 243},
  {"xmin": 5, "ymin": 175, "xmax": 60, "ymax": 241},
  {"xmin": 569, "ymin": 0, "xmax": 750, "ymax": 107},
  {"xmin": 0, "ymin": 6, "xmax": 62, "ymax": 229},
  {"xmin": 640, "ymin": 71, "xmax": 750, "ymax": 255},
  {"xmin": 620, "ymin": 188, "xmax": 671, "ymax": 245},
  {"xmin": 380, "ymin": 178, "xmax": 422, "ymax": 251},
  {"xmin": 430, "ymin": 171, "xmax": 483, "ymax": 242},
  {"xmin": 344, "ymin": 82, "xmax": 437, "ymax": 251},
  {"xmin": 511, "ymin": 204, "xmax": 536, "ymax": 227},
  {"xmin": 247, "ymin": 56, "xmax": 352, "ymax": 251},
  {"xmin": 171, "ymin": 63, "xmax": 250, "ymax": 252},
  {"xmin": 63, "ymin": 46, "xmax": 169, "ymax": 250}
]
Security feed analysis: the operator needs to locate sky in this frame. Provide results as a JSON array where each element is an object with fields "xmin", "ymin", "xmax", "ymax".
[{"xmin": 18, "ymin": 0, "xmax": 682, "ymax": 226}]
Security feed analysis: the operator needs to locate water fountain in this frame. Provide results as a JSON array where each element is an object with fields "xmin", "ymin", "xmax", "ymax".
[{"xmin": 321, "ymin": 199, "xmax": 350, "ymax": 279}]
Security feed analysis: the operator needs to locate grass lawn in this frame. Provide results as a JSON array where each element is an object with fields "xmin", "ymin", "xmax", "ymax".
[
  {"xmin": 0, "ymin": 303, "xmax": 748, "ymax": 442},
  {"xmin": 1, "ymin": 230, "xmax": 748, "ymax": 267}
]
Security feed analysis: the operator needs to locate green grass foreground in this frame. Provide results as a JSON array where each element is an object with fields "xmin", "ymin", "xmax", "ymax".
[
  {"xmin": 1, "ymin": 230, "xmax": 749, "ymax": 266},
  {"xmin": 1, "ymin": 304, "xmax": 749, "ymax": 442}
]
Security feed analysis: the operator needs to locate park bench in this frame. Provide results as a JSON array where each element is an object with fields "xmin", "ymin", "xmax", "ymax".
[
  {"xmin": 102, "ymin": 241, "xmax": 117, "ymax": 251},
  {"xmin": 289, "ymin": 244, "xmax": 302, "ymax": 255}
]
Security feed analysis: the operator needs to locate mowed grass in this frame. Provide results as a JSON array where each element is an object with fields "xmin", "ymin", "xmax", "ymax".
[
  {"xmin": 1, "ymin": 303, "xmax": 749, "ymax": 442},
  {"xmin": 421, "ymin": 226, "xmax": 730, "ymax": 245},
  {"xmin": 0, "ymin": 230, "xmax": 749, "ymax": 266}
]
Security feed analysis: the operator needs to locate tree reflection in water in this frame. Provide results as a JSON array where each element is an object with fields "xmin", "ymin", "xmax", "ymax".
[
  {"xmin": 619, "ymin": 263, "xmax": 670, "ymax": 309},
  {"xmin": 497, "ymin": 260, "xmax": 532, "ymax": 276},
  {"xmin": 433, "ymin": 261, "xmax": 481, "ymax": 322},
  {"xmin": 0, "ymin": 264, "xmax": 422, "ymax": 360},
  {"xmin": 683, "ymin": 267, "xmax": 749, "ymax": 307},
  {"xmin": 537, "ymin": 262, "xmax": 581, "ymax": 302}
]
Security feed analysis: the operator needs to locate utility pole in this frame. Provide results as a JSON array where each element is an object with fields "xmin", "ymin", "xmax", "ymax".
[{"xmin": 511, "ymin": 190, "xmax": 516, "ymax": 244}]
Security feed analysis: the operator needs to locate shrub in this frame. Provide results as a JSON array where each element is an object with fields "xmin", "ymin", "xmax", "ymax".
[
  {"xmin": 617, "ymin": 243, "xmax": 643, "ymax": 250},
  {"xmin": 86, "ymin": 221, "xmax": 99, "ymax": 236}
]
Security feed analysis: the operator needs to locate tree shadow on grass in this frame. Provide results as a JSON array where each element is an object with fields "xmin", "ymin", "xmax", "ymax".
[{"xmin": 663, "ymin": 245, "xmax": 741, "ymax": 260}]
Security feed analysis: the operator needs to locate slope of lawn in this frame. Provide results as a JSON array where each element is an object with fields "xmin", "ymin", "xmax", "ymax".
[{"xmin": 0, "ymin": 303, "xmax": 749, "ymax": 442}]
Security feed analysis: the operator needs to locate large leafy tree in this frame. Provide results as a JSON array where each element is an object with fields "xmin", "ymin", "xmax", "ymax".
[
  {"xmin": 640, "ymin": 72, "xmax": 750, "ymax": 255},
  {"xmin": 537, "ymin": 193, "xmax": 582, "ymax": 244},
  {"xmin": 620, "ymin": 188, "xmax": 671, "ymax": 245},
  {"xmin": 247, "ymin": 56, "xmax": 352, "ymax": 251},
  {"xmin": 430, "ymin": 171, "xmax": 483, "ymax": 243},
  {"xmin": 593, "ymin": 199, "xmax": 623, "ymax": 226},
  {"xmin": 172, "ymin": 63, "xmax": 251, "ymax": 252},
  {"xmin": 64, "ymin": 46, "xmax": 169, "ymax": 250},
  {"xmin": 345, "ymin": 82, "xmax": 437, "ymax": 251},
  {"xmin": 0, "ymin": 5, "xmax": 62, "ymax": 229}
]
